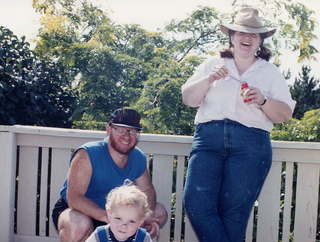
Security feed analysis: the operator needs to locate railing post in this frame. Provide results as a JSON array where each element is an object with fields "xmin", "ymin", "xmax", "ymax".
[{"xmin": 0, "ymin": 130, "xmax": 16, "ymax": 242}]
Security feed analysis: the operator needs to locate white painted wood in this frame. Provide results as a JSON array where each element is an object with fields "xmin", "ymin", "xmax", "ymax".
[
  {"xmin": 48, "ymin": 148, "xmax": 71, "ymax": 236},
  {"xmin": 14, "ymin": 234, "xmax": 57, "ymax": 242},
  {"xmin": 152, "ymin": 154, "xmax": 174, "ymax": 242},
  {"xmin": 272, "ymin": 147, "xmax": 320, "ymax": 163},
  {"xmin": 281, "ymin": 162, "xmax": 294, "ymax": 242},
  {"xmin": 1, "ymin": 125, "xmax": 319, "ymax": 242},
  {"xmin": 138, "ymin": 140, "xmax": 191, "ymax": 156},
  {"xmin": 184, "ymin": 216, "xmax": 199, "ymax": 242},
  {"xmin": 17, "ymin": 147, "xmax": 38, "ymax": 236},
  {"xmin": 1, "ymin": 125, "xmax": 193, "ymax": 144},
  {"xmin": 0, "ymin": 132, "xmax": 16, "ymax": 242},
  {"xmin": 173, "ymin": 156, "xmax": 186, "ymax": 242},
  {"xmin": 245, "ymin": 208, "xmax": 254, "ymax": 242},
  {"xmin": 16, "ymin": 134, "xmax": 97, "ymax": 149},
  {"xmin": 294, "ymin": 163, "xmax": 319, "ymax": 242},
  {"xmin": 256, "ymin": 162, "xmax": 282, "ymax": 242},
  {"xmin": 271, "ymin": 140, "xmax": 320, "ymax": 150},
  {"xmin": 2, "ymin": 125, "xmax": 320, "ymax": 151}
]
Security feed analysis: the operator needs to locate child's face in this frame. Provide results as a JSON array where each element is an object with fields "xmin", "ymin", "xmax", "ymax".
[{"xmin": 108, "ymin": 204, "xmax": 145, "ymax": 241}]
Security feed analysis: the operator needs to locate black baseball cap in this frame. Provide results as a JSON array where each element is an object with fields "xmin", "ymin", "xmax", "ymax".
[{"xmin": 109, "ymin": 108, "xmax": 142, "ymax": 130}]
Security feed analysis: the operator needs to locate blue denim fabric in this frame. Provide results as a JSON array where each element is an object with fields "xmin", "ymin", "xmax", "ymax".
[{"xmin": 184, "ymin": 119, "xmax": 272, "ymax": 242}]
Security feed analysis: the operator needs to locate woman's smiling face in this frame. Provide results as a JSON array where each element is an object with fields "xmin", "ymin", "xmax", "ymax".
[{"xmin": 231, "ymin": 31, "xmax": 262, "ymax": 57}]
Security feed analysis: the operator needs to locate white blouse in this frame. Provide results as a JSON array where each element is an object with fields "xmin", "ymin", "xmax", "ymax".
[{"xmin": 181, "ymin": 56, "xmax": 296, "ymax": 132}]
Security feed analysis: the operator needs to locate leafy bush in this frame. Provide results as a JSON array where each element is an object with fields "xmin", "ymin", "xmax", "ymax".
[
  {"xmin": 0, "ymin": 26, "xmax": 76, "ymax": 127},
  {"xmin": 271, "ymin": 109, "xmax": 320, "ymax": 142}
]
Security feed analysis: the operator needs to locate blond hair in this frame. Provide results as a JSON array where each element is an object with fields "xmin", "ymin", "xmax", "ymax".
[{"xmin": 106, "ymin": 185, "xmax": 151, "ymax": 217}]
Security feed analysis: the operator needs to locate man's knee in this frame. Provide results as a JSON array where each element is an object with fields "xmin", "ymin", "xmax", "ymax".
[{"xmin": 58, "ymin": 209, "xmax": 93, "ymax": 242}]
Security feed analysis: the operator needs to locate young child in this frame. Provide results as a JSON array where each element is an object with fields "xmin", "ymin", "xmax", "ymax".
[{"xmin": 86, "ymin": 185, "xmax": 153, "ymax": 242}]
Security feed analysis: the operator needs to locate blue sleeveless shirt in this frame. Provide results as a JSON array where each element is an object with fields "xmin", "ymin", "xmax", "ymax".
[{"xmin": 60, "ymin": 139, "xmax": 147, "ymax": 208}]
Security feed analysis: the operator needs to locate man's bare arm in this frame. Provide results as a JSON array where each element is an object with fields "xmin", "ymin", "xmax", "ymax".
[
  {"xmin": 67, "ymin": 149, "xmax": 108, "ymax": 223},
  {"xmin": 135, "ymin": 169, "xmax": 157, "ymax": 211}
]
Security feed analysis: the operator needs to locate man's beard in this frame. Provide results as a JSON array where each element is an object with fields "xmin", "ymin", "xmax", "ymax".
[{"xmin": 109, "ymin": 134, "xmax": 137, "ymax": 155}]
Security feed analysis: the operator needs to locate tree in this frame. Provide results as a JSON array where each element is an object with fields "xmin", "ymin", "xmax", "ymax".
[
  {"xmin": 71, "ymin": 43, "xmax": 150, "ymax": 122},
  {"xmin": 290, "ymin": 65, "xmax": 320, "ymax": 119},
  {"xmin": 164, "ymin": 7, "xmax": 225, "ymax": 62},
  {"xmin": 31, "ymin": 0, "xmax": 319, "ymax": 134},
  {"xmin": 271, "ymin": 109, "xmax": 320, "ymax": 142},
  {"xmin": 0, "ymin": 26, "xmax": 76, "ymax": 127},
  {"xmin": 33, "ymin": 0, "xmax": 172, "ymax": 125},
  {"xmin": 135, "ymin": 56, "xmax": 200, "ymax": 135},
  {"xmin": 299, "ymin": 109, "xmax": 320, "ymax": 141}
]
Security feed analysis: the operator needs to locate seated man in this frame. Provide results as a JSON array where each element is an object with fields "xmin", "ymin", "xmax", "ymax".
[{"xmin": 52, "ymin": 108, "xmax": 168, "ymax": 242}]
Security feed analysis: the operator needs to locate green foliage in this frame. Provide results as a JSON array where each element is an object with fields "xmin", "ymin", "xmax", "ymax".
[
  {"xmin": 72, "ymin": 44, "xmax": 149, "ymax": 122},
  {"xmin": 298, "ymin": 109, "xmax": 320, "ymax": 141},
  {"xmin": 135, "ymin": 56, "xmax": 200, "ymax": 135},
  {"xmin": 271, "ymin": 119, "xmax": 301, "ymax": 141},
  {"xmin": 282, "ymin": 2, "xmax": 318, "ymax": 62},
  {"xmin": 72, "ymin": 113, "xmax": 106, "ymax": 130},
  {"xmin": 28, "ymin": 0, "xmax": 320, "ymax": 136},
  {"xmin": 289, "ymin": 65, "xmax": 320, "ymax": 119},
  {"xmin": 164, "ymin": 6, "xmax": 226, "ymax": 61},
  {"xmin": 271, "ymin": 109, "xmax": 320, "ymax": 141},
  {"xmin": 33, "ymin": 1, "xmax": 171, "ymax": 124},
  {"xmin": 0, "ymin": 26, "xmax": 76, "ymax": 127}
]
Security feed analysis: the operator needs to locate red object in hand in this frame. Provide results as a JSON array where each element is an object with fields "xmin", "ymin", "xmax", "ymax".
[{"xmin": 240, "ymin": 82, "xmax": 252, "ymax": 103}]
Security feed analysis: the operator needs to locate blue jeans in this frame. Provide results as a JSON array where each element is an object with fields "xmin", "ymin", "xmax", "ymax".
[{"xmin": 184, "ymin": 119, "xmax": 272, "ymax": 242}]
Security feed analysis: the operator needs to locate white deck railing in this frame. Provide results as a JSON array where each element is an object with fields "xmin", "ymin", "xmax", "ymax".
[{"xmin": 0, "ymin": 125, "xmax": 319, "ymax": 242}]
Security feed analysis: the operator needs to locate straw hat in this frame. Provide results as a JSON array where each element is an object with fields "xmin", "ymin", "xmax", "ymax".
[{"xmin": 220, "ymin": 7, "xmax": 276, "ymax": 38}]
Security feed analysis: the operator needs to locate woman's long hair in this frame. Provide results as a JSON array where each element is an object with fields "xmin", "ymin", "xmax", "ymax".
[{"xmin": 220, "ymin": 30, "xmax": 272, "ymax": 61}]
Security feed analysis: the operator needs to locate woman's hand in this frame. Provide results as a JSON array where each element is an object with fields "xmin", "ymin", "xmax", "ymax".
[
  {"xmin": 181, "ymin": 64, "xmax": 229, "ymax": 107},
  {"xmin": 244, "ymin": 86, "xmax": 265, "ymax": 105},
  {"xmin": 244, "ymin": 85, "xmax": 293, "ymax": 122},
  {"xmin": 208, "ymin": 65, "xmax": 229, "ymax": 83}
]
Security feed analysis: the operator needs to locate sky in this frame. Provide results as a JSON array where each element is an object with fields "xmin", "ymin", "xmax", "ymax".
[
  {"xmin": 1, "ymin": 0, "xmax": 319, "ymax": 80},
  {"xmin": 0, "ymin": 0, "xmax": 233, "ymax": 39}
]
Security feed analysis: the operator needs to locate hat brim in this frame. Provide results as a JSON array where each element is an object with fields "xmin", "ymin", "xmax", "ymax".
[
  {"xmin": 220, "ymin": 24, "xmax": 276, "ymax": 38},
  {"xmin": 111, "ymin": 123, "xmax": 142, "ymax": 131}
]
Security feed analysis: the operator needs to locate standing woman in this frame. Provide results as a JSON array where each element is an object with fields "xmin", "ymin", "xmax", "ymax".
[{"xmin": 182, "ymin": 6, "xmax": 295, "ymax": 242}]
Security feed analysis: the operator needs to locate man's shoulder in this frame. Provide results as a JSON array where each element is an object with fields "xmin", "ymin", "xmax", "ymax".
[
  {"xmin": 127, "ymin": 147, "xmax": 147, "ymax": 168},
  {"xmin": 131, "ymin": 146, "xmax": 147, "ymax": 158},
  {"xmin": 81, "ymin": 139, "xmax": 106, "ymax": 150}
]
